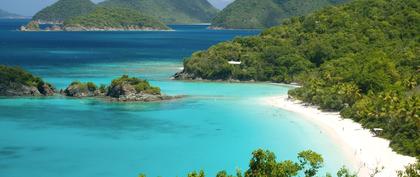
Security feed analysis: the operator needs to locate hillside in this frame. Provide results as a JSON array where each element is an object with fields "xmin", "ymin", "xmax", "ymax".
[
  {"xmin": 176, "ymin": 0, "xmax": 420, "ymax": 159},
  {"xmin": 99, "ymin": 0, "xmax": 219, "ymax": 24},
  {"xmin": 0, "ymin": 9, "xmax": 23, "ymax": 19},
  {"xmin": 210, "ymin": 0, "xmax": 349, "ymax": 29},
  {"xmin": 32, "ymin": 0, "xmax": 96, "ymax": 23},
  {"xmin": 64, "ymin": 7, "xmax": 170, "ymax": 31}
]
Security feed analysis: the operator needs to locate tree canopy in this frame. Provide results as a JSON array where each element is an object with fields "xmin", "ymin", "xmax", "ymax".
[
  {"xmin": 210, "ymin": 0, "xmax": 349, "ymax": 29},
  {"xmin": 64, "ymin": 7, "xmax": 170, "ymax": 30},
  {"xmin": 179, "ymin": 0, "xmax": 420, "ymax": 159}
]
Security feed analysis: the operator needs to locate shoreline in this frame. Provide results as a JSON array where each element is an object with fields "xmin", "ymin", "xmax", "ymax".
[{"xmin": 261, "ymin": 95, "xmax": 416, "ymax": 177}]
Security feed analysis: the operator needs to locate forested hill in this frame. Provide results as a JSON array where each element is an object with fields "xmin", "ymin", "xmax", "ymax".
[
  {"xmin": 32, "ymin": 0, "xmax": 96, "ymax": 23},
  {"xmin": 176, "ymin": 0, "xmax": 420, "ymax": 159},
  {"xmin": 99, "ymin": 0, "xmax": 219, "ymax": 24},
  {"xmin": 63, "ymin": 7, "xmax": 170, "ymax": 31},
  {"xmin": 0, "ymin": 9, "xmax": 23, "ymax": 19},
  {"xmin": 210, "ymin": 0, "xmax": 349, "ymax": 29}
]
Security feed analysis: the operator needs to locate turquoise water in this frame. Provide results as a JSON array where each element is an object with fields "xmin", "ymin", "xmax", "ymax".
[{"xmin": 0, "ymin": 20, "xmax": 351, "ymax": 177}]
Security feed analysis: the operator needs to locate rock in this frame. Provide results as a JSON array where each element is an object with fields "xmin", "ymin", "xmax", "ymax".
[
  {"xmin": 63, "ymin": 82, "xmax": 98, "ymax": 97},
  {"xmin": 107, "ymin": 83, "xmax": 137, "ymax": 98},
  {"xmin": 20, "ymin": 21, "xmax": 40, "ymax": 31},
  {"xmin": 0, "ymin": 82, "xmax": 42, "ymax": 96},
  {"xmin": 173, "ymin": 71, "xmax": 197, "ymax": 80},
  {"xmin": 107, "ymin": 82, "xmax": 177, "ymax": 102},
  {"xmin": 39, "ymin": 83, "xmax": 56, "ymax": 96}
]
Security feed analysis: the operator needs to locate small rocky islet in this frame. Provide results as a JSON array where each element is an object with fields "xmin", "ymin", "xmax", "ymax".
[
  {"xmin": 62, "ymin": 75, "xmax": 181, "ymax": 102},
  {"xmin": 0, "ymin": 65, "xmax": 179, "ymax": 102}
]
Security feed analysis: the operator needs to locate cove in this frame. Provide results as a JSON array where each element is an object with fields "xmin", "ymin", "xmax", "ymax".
[{"xmin": 0, "ymin": 20, "xmax": 352, "ymax": 177}]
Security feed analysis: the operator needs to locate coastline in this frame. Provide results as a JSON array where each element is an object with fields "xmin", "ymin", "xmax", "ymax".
[{"xmin": 261, "ymin": 95, "xmax": 416, "ymax": 177}]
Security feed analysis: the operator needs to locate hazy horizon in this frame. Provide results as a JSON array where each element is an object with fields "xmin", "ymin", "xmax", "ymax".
[{"xmin": 0, "ymin": 0, "xmax": 234, "ymax": 16}]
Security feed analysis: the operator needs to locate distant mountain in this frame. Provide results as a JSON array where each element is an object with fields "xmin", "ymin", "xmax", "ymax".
[
  {"xmin": 99, "ymin": 0, "xmax": 219, "ymax": 24},
  {"xmin": 63, "ymin": 7, "xmax": 170, "ymax": 31},
  {"xmin": 210, "ymin": 0, "xmax": 349, "ymax": 29},
  {"xmin": 0, "ymin": 9, "xmax": 24, "ymax": 19},
  {"xmin": 32, "ymin": 0, "xmax": 96, "ymax": 23}
]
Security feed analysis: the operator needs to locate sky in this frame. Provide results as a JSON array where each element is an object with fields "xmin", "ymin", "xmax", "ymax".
[{"xmin": 0, "ymin": 0, "xmax": 234, "ymax": 16}]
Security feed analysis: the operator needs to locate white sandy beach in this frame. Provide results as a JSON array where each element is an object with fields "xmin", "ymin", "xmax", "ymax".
[{"xmin": 262, "ymin": 95, "xmax": 417, "ymax": 177}]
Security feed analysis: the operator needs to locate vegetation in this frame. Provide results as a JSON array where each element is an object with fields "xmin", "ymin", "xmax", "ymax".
[
  {"xmin": 110, "ymin": 75, "xmax": 161, "ymax": 95},
  {"xmin": 69, "ymin": 81, "xmax": 98, "ymax": 92},
  {"xmin": 0, "ymin": 65, "xmax": 54, "ymax": 95},
  {"xmin": 210, "ymin": 0, "xmax": 348, "ymax": 29},
  {"xmin": 64, "ymin": 7, "xmax": 170, "ymax": 30},
  {"xmin": 99, "ymin": 0, "xmax": 219, "ymax": 24},
  {"xmin": 32, "ymin": 0, "xmax": 96, "ymax": 22},
  {"xmin": 139, "ymin": 149, "xmax": 361, "ymax": 177},
  {"xmin": 0, "ymin": 65, "xmax": 44, "ymax": 87},
  {"xmin": 180, "ymin": 0, "xmax": 420, "ymax": 159}
]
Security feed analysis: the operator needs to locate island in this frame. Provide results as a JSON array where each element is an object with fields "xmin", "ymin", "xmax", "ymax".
[
  {"xmin": 21, "ymin": 7, "xmax": 171, "ymax": 32},
  {"xmin": 63, "ymin": 7, "xmax": 171, "ymax": 31},
  {"xmin": 0, "ymin": 65, "xmax": 55, "ymax": 96},
  {"xmin": 62, "ymin": 75, "xmax": 181, "ymax": 102}
]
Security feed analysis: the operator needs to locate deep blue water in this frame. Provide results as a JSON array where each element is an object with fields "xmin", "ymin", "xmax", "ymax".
[{"xmin": 0, "ymin": 19, "xmax": 352, "ymax": 177}]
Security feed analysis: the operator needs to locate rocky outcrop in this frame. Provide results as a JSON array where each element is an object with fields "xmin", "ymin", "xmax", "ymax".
[
  {"xmin": 62, "ymin": 82, "xmax": 103, "ymax": 97},
  {"xmin": 0, "ymin": 82, "xmax": 55, "ymax": 96},
  {"xmin": 0, "ymin": 65, "xmax": 56, "ymax": 96},
  {"xmin": 107, "ymin": 82, "xmax": 179, "ymax": 102},
  {"xmin": 63, "ymin": 76, "xmax": 181, "ymax": 102},
  {"xmin": 172, "ymin": 71, "xmax": 200, "ymax": 80},
  {"xmin": 20, "ymin": 21, "xmax": 40, "ymax": 31}
]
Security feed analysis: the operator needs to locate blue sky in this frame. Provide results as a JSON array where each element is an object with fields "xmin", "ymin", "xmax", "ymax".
[{"xmin": 0, "ymin": 0, "xmax": 234, "ymax": 16}]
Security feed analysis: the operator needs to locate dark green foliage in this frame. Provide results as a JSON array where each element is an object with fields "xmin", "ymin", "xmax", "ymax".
[
  {"xmin": 0, "ymin": 65, "xmax": 44, "ymax": 87},
  {"xmin": 67, "ymin": 81, "xmax": 97, "ymax": 93},
  {"xmin": 99, "ymin": 0, "xmax": 219, "ymax": 24},
  {"xmin": 64, "ymin": 7, "xmax": 170, "ymax": 30},
  {"xmin": 32, "ymin": 0, "xmax": 96, "ymax": 22},
  {"xmin": 188, "ymin": 170, "xmax": 205, "ymax": 177},
  {"xmin": 110, "ymin": 75, "xmax": 161, "ymax": 95},
  {"xmin": 86, "ymin": 82, "xmax": 97, "ymax": 92},
  {"xmin": 182, "ymin": 0, "xmax": 420, "ymax": 158},
  {"xmin": 210, "ymin": 0, "xmax": 349, "ymax": 29},
  {"xmin": 99, "ymin": 84, "xmax": 107, "ymax": 93}
]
